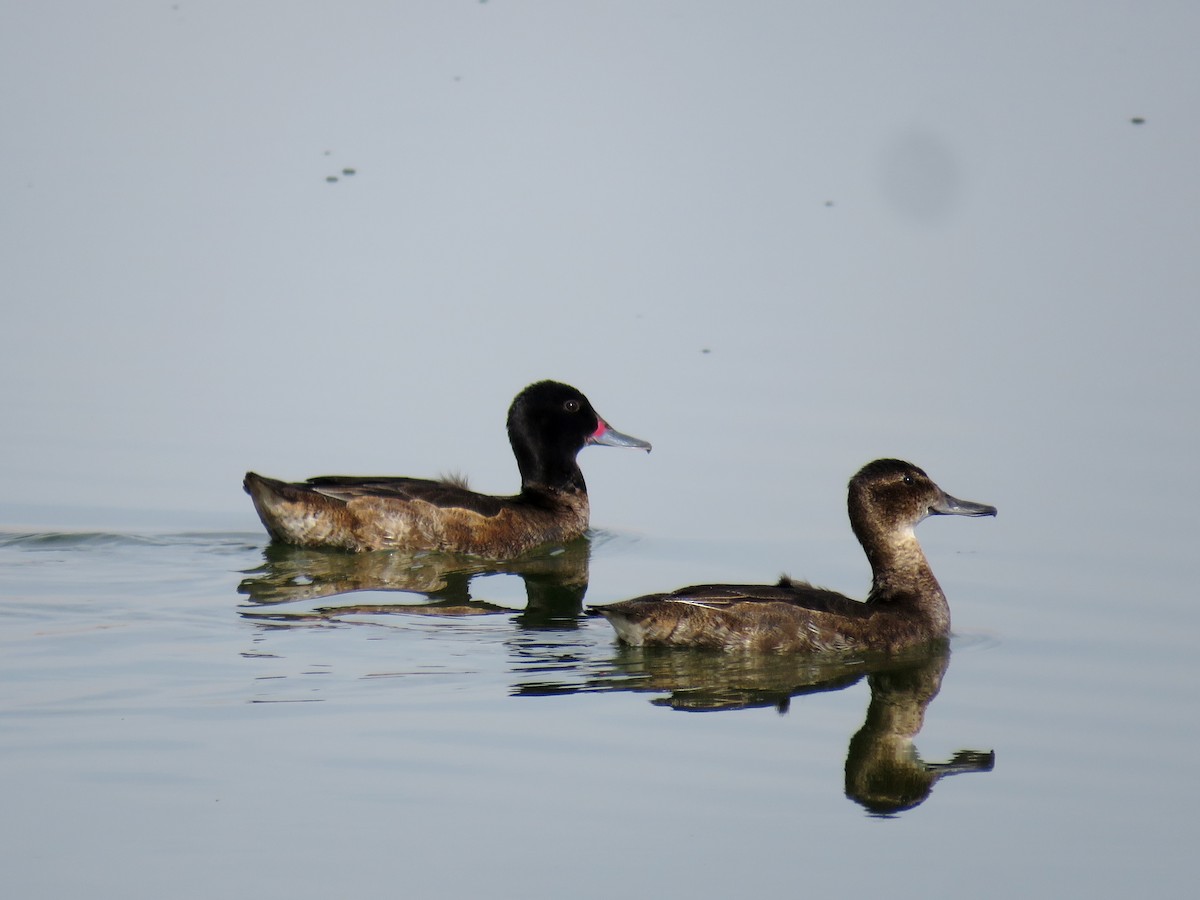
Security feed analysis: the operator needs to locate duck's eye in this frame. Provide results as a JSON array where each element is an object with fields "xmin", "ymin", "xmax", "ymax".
[
  {"xmin": 563, "ymin": 399, "xmax": 580, "ymax": 413},
  {"xmin": 902, "ymin": 474, "xmax": 915, "ymax": 486}
]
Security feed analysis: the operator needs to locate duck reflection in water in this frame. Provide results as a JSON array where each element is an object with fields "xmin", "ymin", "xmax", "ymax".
[
  {"xmin": 237, "ymin": 536, "xmax": 592, "ymax": 629},
  {"xmin": 844, "ymin": 650, "xmax": 994, "ymax": 816},
  {"xmin": 517, "ymin": 643, "xmax": 993, "ymax": 815}
]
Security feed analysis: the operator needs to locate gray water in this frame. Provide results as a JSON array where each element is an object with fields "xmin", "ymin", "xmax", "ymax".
[
  {"xmin": 3, "ymin": 3, "xmax": 1198, "ymax": 898},
  {"xmin": 2, "ymin": 509, "xmax": 1194, "ymax": 898}
]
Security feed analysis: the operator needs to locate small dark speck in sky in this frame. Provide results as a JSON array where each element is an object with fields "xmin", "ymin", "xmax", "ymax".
[
  {"xmin": 701, "ymin": 348, "xmax": 712, "ymax": 354},
  {"xmin": 1131, "ymin": 117, "xmax": 1146, "ymax": 125},
  {"xmin": 342, "ymin": 168, "xmax": 356, "ymax": 176},
  {"xmin": 325, "ymin": 176, "xmax": 338, "ymax": 183}
]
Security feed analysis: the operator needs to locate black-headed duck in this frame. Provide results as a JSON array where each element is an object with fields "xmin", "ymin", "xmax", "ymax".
[
  {"xmin": 593, "ymin": 459, "xmax": 995, "ymax": 653},
  {"xmin": 244, "ymin": 380, "xmax": 650, "ymax": 557}
]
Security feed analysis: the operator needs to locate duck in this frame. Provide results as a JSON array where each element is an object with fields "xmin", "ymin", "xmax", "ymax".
[
  {"xmin": 592, "ymin": 459, "xmax": 995, "ymax": 653},
  {"xmin": 244, "ymin": 380, "xmax": 650, "ymax": 557}
]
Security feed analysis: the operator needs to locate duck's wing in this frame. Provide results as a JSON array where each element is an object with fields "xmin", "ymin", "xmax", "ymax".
[
  {"xmin": 303, "ymin": 475, "xmax": 509, "ymax": 517},
  {"xmin": 595, "ymin": 581, "xmax": 874, "ymax": 651},
  {"xmin": 659, "ymin": 581, "xmax": 873, "ymax": 619}
]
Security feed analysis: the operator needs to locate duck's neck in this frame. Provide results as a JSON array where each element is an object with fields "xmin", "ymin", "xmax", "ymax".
[
  {"xmin": 514, "ymin": 451, "xmax": 587, "ymax": 497},
  {"xmin": 509, "ymin": 429, "xmax": 588, "ymax": 497},
  {"xmin": 862, "ymin": 527, "xmax": 949, "ymax": 619}
]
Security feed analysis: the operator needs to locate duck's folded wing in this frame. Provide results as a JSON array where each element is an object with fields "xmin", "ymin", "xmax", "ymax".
[
  {"xmin": 304, "ymin": 476, "xmax": 509, "ymax": 517},
  {"xmin": 662, "ymin": 583, "xmax": 874, "ymax": 619}
]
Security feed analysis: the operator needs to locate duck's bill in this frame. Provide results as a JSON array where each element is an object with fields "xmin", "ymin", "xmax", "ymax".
[
  {"xmin": 931, "ymin": 492, "xmax": 997, "ymax": 517},
  {"xmin": 589, "ymin": 419, "xmax": 652, "ymax": 452}
]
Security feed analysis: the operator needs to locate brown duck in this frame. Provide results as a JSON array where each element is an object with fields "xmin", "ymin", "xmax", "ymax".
[
  {"xmin": 593, "ymin": 459, "xmax": 995, "ymax": 653},
  {"xmin": 244, "ymin": 381, "xmax": 650, "ymax": 557}
]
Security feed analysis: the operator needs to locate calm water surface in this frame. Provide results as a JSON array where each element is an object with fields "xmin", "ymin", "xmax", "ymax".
[{"xmin": 1, "ymin": 511, "xmax": 1192, "ymax": 899}]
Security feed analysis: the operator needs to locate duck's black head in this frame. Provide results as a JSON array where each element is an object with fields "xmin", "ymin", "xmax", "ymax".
[
  {"xmin": 506, "ymin": 381, "xmax": 650, "ymax": 492},
  {"xmin": 848, "ymin": 459, "xmax": 996, "ymax": 548}
]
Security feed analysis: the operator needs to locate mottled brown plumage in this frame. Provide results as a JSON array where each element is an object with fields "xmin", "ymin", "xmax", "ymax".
[
  {"xmin": 244, "ymin": 381, "xmax": 650, "ymax": 557},
  {"xmin": 594, "ymin": 459, "xmax": 995, "ymax": 653}
]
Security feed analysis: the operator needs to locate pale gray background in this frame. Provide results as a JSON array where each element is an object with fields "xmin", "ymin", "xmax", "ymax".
[{"xmin": 4, "ymin": 1, "xmax": 1195, "ymax": 552}]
